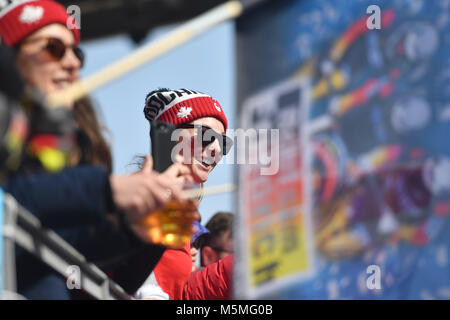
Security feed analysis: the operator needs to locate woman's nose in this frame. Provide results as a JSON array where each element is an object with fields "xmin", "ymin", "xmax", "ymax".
[
  {"xmin": 207, "ymin": 137, "xmax": 222, "ymax": 158},
  {"xmin": 61, "ymin": 47, "xmax": 82, "ymax": 71}
]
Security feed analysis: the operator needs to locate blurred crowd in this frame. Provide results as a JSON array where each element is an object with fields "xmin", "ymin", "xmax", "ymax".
[{"xmin": 0, "ymin": 0, "xmax": 234, "ymax": 300}]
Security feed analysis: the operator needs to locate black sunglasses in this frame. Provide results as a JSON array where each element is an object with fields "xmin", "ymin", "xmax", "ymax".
[
  {"xmin": 20, "ymin": 36, "xmax": 85, "ymax": 67},
  {"xmin": 178, "ymin": 124, "xmax": 233, "ymax": 156}
]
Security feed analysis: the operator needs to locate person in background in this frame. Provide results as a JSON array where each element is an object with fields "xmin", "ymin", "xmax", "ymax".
[
  {"xmin": 198, "ymin": 211, "xmax": 234, "ymax": 267},
  {"xmin": 181, "ymin": 212, "xmax": 234, "ymax": 300},
  {"xmin": 190, "ymin": 221, "xmax": 210, "ymax": 273}
]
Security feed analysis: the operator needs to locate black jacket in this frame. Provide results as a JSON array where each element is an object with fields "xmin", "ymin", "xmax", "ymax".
[{"xmin": 3, "ymin": 166, "xmax": 165, "ymax": 298}]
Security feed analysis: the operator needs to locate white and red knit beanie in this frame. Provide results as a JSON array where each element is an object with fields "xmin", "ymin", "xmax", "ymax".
[
  {"xmin": 144, "ymin": 88, "xmax": 228, "ymax": 131},
  {"xmin": 0, "ymin": 0, "xmax": 80, "ymax": 46}
]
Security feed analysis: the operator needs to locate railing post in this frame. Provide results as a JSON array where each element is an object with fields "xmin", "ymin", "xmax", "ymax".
[
  {"xmin": 1, "ymin": 193, "xmax": 132, "ymax": 300},
  {"xmin": 1, "ymin": 189, "xmax": 19, "ymax": 299}
]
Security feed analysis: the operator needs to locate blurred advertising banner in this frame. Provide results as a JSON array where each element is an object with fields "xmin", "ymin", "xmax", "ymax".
[
  {"xmin": 235, "ymin": 0, "xmax": 450, "ymax": 299},
  {"xmin": 235, "ymin": 77, "xmax": 314, "ymax": 298}
]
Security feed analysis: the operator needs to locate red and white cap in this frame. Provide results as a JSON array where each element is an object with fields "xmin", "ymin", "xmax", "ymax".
[
  {"xmin": 0, "ymin": 0, "xmax": 80, "ymax": 46},
  {"xmin": 144, "ymin": 88, "xmax": 228, "ymax": 130}
]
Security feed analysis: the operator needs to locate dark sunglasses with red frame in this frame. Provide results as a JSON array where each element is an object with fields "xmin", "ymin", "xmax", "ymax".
[
  {"xmin": 177, "ymin": 123, "xmax": 233, "ymax": 156},
  {"xmin": 19, "ymin": 36, "xmax": 85, "ymax": 67}
]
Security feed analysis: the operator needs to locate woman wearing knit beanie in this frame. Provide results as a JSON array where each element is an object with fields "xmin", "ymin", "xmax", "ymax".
[
  {"xmin": 136, "ymin": 88, "xmax": 232, "ymax": 300},
  {"xmin": 0, "ymin": 0, "xmax": 93, "ymax": 171},
  {"xmin": 0, "ymin": 0, "xmax": 82, "ymax": 108},
  {"xmin": 0, "ymin": 1, "xmax": 198, "ymax": 299},
  {"xmin": 143, "ymin": 88, "xmax": 231, "ymax": 184}
]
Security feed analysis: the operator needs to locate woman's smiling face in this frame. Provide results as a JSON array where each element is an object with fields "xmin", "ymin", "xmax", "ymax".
[
  {"xmin": 15, "ymin": 23, "xmax": 82, "ymax": 107},
  {"xmin": 179, "ymin": 117, "xmax": 226, "ymax": 183}
]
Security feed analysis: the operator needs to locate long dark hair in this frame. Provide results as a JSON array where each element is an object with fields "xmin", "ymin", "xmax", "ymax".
[{"xmin": 73, "ymin": 96, "xmax": 113, "ymax": 173}]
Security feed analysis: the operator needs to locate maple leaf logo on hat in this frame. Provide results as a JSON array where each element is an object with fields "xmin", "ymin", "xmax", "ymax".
[
  {"xmin": 0, "ymin": 0, "xmax": 80, "ymax": 46},
  {"xmin": 19, "ymin": 5, "xmax": 44, "ymax": 23},
  {"xmin": 143, "ymin": 88, "xmax": 228, "ymax": 129},
  {"xmin": 177, "ymin": 106, "xmax": 192, "ymax": 118},
  {"xmin": 214, "ymin": 101, "xmax": 221, "ymax": 112}
]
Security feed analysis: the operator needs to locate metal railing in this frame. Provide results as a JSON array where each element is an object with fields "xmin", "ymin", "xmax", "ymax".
[{"xmin": 1, "ymin": 191, "xmax": 132, "ymax": 300}]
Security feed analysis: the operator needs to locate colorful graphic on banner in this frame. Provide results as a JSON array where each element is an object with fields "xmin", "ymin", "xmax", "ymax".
[
  {"xmin": 237, "ymin": 0, "xmax": 450, "ymax": 299},
  {"xmin": 237, "ymin": 78, "xmax": 313, "ymax": 297}
]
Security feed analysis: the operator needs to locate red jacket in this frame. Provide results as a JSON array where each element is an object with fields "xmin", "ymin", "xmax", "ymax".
[
  {"xmin": 153, "ymin": 244, "xmax": 192, "ymax": 300},
  {"xmin": 182, "ymin": 254, "xmax": 233, "ymax": 300}
]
